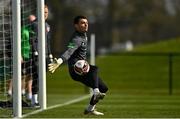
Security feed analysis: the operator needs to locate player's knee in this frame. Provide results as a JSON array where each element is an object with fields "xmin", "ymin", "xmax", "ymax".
[
  {"xmin": 100, "ymin": 85, "xmax": 108, "ymax": 93},
  {"xmin": 90, "ymin": 65, "xmax": 98, "ymax": 72},
  {"xmin": 104, "ymin": 86, "xmax": 108, "ymax": 93}
]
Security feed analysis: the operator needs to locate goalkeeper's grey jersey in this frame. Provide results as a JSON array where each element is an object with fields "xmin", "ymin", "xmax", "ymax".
[{"xmin": 61, "ymin": 31, "xmax": 88, "ymax": 67}]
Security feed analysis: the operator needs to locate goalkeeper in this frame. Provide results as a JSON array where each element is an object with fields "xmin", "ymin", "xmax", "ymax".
[{"xmin": 49, "ymin": 15, "xmax": 108, "ymax": 116}]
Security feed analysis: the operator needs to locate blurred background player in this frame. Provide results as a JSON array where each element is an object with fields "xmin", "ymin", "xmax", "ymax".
[
  {"xmin": 21, "ymin": 24, "xmax": 33, "ymax": 101},
  {"xmin": 29, "ymin": 15, "xmax": 36, "ymax": 22},
  {"xmin": 48, "ymin": 15, "xmax": 108, "ymax": 115},
  {"xmin": 30, "ymin": 4, "xmax": 53, "ymax": 107},
  {"xmin": 7, "ymin": 15, "xmax": 35, "ymax": 105}
]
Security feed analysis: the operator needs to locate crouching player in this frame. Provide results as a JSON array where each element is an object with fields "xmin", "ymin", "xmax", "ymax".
[{"xmin": 48, "ymin": 15, "xmax": 108, "ymax": 115}]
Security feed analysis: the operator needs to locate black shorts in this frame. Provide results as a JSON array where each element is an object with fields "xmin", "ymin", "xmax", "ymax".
[
  {"xmin": 68, "ymin": 65, "xmax": 108, "ymax": 93},
  {"xmin": 69, "ymin": 65, "xmax": 103, "ymax": 85}
]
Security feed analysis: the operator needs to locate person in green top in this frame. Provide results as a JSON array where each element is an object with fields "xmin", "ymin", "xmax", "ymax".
[
  {"xmin": 21, "ymin": 26, "xmax": 31, "ymax": 60},
  {"xmin": 21, "ymin": 25, "xmax": 34, "ymax": 101},
  {"xmin": 7, "ymin": 24, "xmax": 34, "ymax": 101}
]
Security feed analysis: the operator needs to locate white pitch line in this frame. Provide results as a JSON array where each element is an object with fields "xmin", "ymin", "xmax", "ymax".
[{"xmin": 22, "ymin": 94, "xmax": 90, "ymax": 118}]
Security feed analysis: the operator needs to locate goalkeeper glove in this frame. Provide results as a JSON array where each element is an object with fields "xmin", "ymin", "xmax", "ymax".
[{"xmin": 48, "ymin": 58, "xmax": 63, "ymax": 73}]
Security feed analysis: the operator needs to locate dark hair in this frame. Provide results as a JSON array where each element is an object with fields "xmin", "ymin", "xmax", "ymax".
[{"xmin": 73, "ymin": 15, "xmax": 87, "ymax": 24}]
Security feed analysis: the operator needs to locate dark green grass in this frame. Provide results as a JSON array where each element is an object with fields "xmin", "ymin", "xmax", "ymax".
[
  {"xmin": 26, "ymin": 38, "xmax": 180, "ymax": 118},
  {"xmin": 134, "ymin": 38, "xmax": 180, "ymax": 52},
  {"xmin": 97, "ymin": 55, "xmax": 180, "ymax": 94},
  {"xmin": 1, "ymin": 38, "xmax": 180, "ymax": 118},
  {"xmin": 28, "ymin": 94, "xmax": 180, "ymax": 118}
]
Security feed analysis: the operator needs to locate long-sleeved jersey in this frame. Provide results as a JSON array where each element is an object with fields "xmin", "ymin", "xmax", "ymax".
[{"xmin": 61, "ymin": 31, "xmax": 88, "ymax": 67}]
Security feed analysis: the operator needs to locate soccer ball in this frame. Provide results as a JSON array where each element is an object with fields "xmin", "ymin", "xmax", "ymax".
[{"xmin": 74, "ymin": 60, "xmax": 90, "ymax": 75}]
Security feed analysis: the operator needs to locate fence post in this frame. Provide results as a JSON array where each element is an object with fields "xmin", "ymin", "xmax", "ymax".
[{"xmin": 168, "ymin": 53, "xmax": 173, "ymax": 95}]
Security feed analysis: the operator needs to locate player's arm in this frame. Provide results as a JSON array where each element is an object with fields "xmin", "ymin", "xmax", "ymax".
[
  {"xmin": 48, "ymin": 37, "xmax": 81, "ymax": 73},
  {"xmin": 46, "ymin": 25, "xmax": 54, "ymax": 62},
  {"xmin": 31, "ymin": 21, "xmax": 38, "ymax": 56}
]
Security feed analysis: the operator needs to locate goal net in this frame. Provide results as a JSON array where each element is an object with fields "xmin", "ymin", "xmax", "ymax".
[
  {"xmin": 0, "ymin": 0, "xmax": 13, "ymax": 99},
  {"xmin": 0, "ymin": 0, "xmax": 37, "ymax": 117}
]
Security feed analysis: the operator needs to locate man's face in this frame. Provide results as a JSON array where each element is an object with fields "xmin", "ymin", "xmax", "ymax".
[
  {"xmin": 44, "ymin": 7, "xmax": 48, "ymax": 20},
  {"xmin": 75, "ymin": 18, "xmax": 88, "ymax": 33}
]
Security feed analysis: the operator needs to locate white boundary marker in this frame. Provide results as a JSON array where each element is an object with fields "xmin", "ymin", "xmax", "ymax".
[{"xmin": 22, "ymin": 94, "xmax": 90, "ymax": 118}]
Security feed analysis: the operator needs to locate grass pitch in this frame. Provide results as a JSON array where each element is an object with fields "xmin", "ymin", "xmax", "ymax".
[
  {"xmin": 28, "ymin": 94, "xmax": 180, "ymax": 118},
  {"xmin": 1, "ymin": 38, "xmax": 180, "ymax": 118}
]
